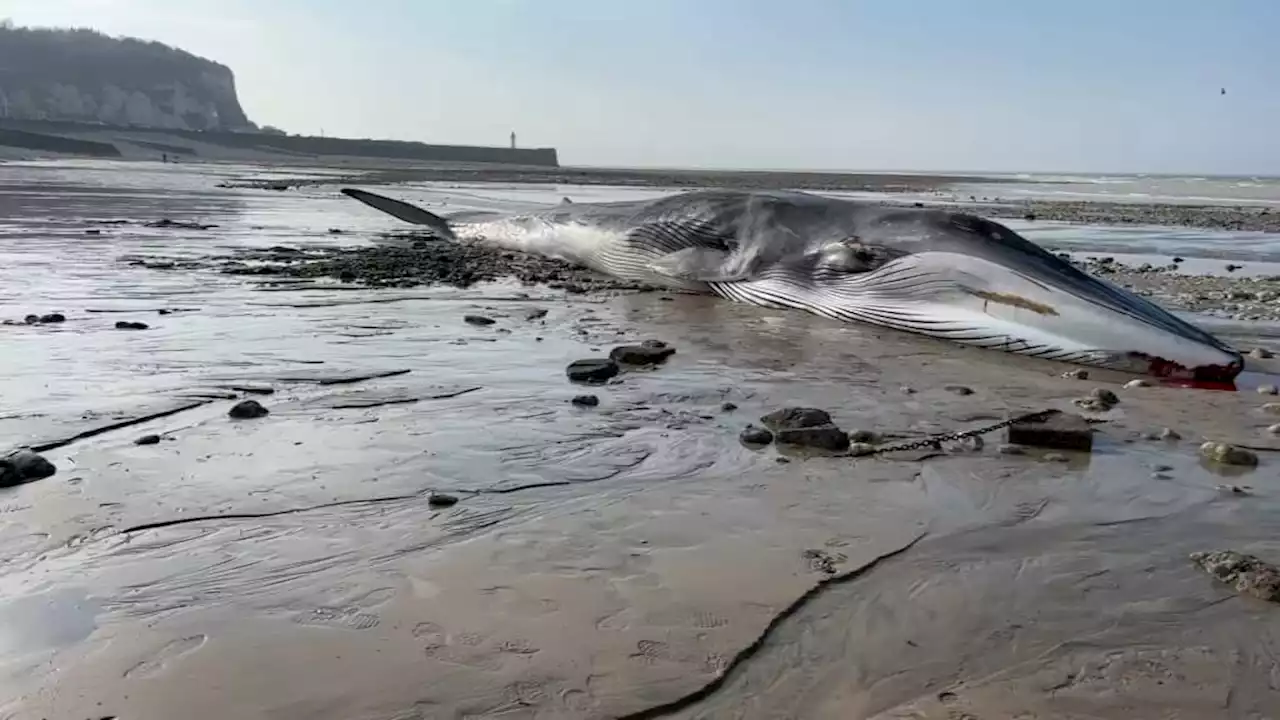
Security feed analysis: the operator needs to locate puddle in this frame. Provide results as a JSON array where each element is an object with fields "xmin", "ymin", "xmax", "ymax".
[{"xmin": 0, "ymin": 587, "xmax": 100, "ymax": 679}]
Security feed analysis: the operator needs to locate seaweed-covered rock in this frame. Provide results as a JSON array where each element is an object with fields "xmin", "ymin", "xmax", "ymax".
[
  {"xmin": 1190, "ymin": 550, "xmax": 1280, "ymax": 602},
  {"xmin": 760, "ymin": 407, "xmax": 849, "ymax": 452},
  {"xmin": 760, "ymin": 407, "xmax": 833, "ymax": 431},
  {"xmin": 1198, "ymin": 441, "xmax": 1258, "ymax": 466}
]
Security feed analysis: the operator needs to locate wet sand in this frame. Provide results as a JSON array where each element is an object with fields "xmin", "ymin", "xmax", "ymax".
[{"xmin": 3, "ymin": 162, "xmax": 1280, "ymax": 719}]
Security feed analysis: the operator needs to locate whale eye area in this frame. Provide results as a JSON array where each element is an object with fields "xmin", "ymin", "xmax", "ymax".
[{"xmin": 818, "ymin": 238, "xmax": 894, "ymax": 273}]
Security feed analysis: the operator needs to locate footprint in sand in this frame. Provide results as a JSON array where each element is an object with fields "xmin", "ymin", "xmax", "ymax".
[
  {"xmin": 292, "ymin": 606, "xmax": 380, "ymax": 631},
  {"xmin": 628, "ymin": 639, "xmax": 673, "ymax": 665},
  {"xmin": 496, "ymin": 637, "xmax": 541, "ymax": 655},
  {"xmin": 123, "ymin": 635, "xmax": 207, "ymax": 679},
  {"xmin": 414, "ymin": 622, "xmax": 502, "ymax": 671}
]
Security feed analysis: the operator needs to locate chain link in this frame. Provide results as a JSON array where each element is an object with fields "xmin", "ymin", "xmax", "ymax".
[{"xmin": 853, "ymin": 408, "xmax": 1105, "ymax": 456}]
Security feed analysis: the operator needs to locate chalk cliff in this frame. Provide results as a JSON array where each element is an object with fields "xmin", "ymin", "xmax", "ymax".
[{"xmin": 0, "ymin": 23, "xmax": 254, "ymax": 130}]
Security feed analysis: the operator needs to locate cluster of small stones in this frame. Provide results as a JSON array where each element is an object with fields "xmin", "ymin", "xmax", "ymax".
[
  {"xmin": 564, "ymin": 339, "xmax": 677, "ymax": 386},
  {"xmin": 2, "ymin": 311, "xmax": 66, "ymax": 326},
  {"xmin": 1001, "ymin": 202, "xmax": 1280, "ymax": 234},
  {"xmin": 1072, "ymin": 387, "xmax": 1121, "ymax": 413},
  {"xmin": 216, "ymin": 241, "xmax": 663, "ymax": 294},
  {"xmin": 1065, "ymin": 254, "xmax": 1280, "ymax": 325}
]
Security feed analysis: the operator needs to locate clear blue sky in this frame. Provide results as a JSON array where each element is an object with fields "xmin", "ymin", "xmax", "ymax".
[{"xmin": 8, "ymin": 0, "xmax": 1280, "ymax": 174}]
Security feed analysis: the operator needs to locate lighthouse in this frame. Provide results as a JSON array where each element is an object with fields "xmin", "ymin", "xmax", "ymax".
[{"xmin": 510, "ymin": 131, "xmax": 516, "ymax": 149}]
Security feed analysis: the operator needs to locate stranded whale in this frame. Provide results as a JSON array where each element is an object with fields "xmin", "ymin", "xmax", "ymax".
[{"xmin": 340, "ymin": 187, "xmax": 1244, "ymax": 381}]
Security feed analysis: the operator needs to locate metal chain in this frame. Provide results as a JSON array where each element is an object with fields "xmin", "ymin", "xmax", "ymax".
[{"xmin": 854, "ymin": 408, "xmax": 1105, "ymax": 456}]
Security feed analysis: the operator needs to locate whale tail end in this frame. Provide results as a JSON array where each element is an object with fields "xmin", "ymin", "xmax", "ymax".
[{"xmin": 340, "ymin": 188, "xmax": 456, "ymax": 240}]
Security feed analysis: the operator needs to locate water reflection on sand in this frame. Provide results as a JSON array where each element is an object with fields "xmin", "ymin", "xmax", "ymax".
[{"xmin": 1, "ymin": 162, "xmax": 1279, "ymax": 719}]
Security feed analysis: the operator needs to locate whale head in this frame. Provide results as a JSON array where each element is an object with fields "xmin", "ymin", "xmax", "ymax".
[{"xmin": 771, "ymin": 207, "xmax": 1245, "ymax": 381}]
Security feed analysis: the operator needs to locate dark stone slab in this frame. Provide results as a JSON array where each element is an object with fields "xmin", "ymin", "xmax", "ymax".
[{"xmin": 1006, "ymin": 410, "xmax": 1094, "ymax": 451}]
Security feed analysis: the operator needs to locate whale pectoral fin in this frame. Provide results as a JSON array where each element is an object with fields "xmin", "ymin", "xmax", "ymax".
[
  {"xmin": 340, "ymin": 188, "xmax": 457, "ymax": 240},
  {"xmin": 626, "ymin": 221, "xmax": 746, "ymax": 282}
]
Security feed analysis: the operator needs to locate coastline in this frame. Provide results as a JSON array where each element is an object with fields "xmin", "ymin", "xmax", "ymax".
[
  {"xmin": 218, "ymin": 162, "xmax": 1280, "ymax": 235},
  {"xmin": 6, "ymin": 150, "xmax": 1279, "ymax": 232}
]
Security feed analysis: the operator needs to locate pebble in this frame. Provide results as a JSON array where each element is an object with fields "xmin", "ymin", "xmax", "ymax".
[
  {"xmin": 997, "ymin": 443, "xmax": 1026, "ymax": 455},
  {"xmin": 1042, "ymin": 452, "xmax": 1069, "ymax": 463},
  {"xmin": 115, "ymin": 321, "xmax": 149, "ymax": 330},
  {"xmin": 848, "ymin": 442, "xmax": 877, "ymax": 457},
  {"xmin": 1215, "ymin": 484, "xmax": 1252, "ymax": 495},
  {"xmin": 565, "ymin": 358, "xmax": 619, "ymax": 383},
  {"xmin": 463, "ymin": 314, "xmax": 496, "ymax": 326},
  {"xmin": 609, "ymin": 341, "xmax": 676, "ymax": 366},
  {"xmin": 739, "ymin": 425, "xmax": 774, "ymax": 446},
  {"xmin": 847, "ymin": 429, "xmax": 881, "ymax": 444},
  {"xmin": 39, "ymin": 313, "xmax": 66, "ymax": 323},
  {"xmin": 228, "ymin": 399, "xmax": 270, "ymax": 419},
  {"xmin": 524, "ymin": 308, "xmax": 549, "ymax": 321},
  {"xmin": 1256, "ymin": 385, "xmax": 1279, "ymax": 396},
  {"xmin": 900, "ymin": 386, "xmax": 917, "ymax": 395},
  {"xmin": 1153, "ymin": 464, "xmax": 1174, "ymax": 472},
  {"xmin": 135, "ymin": 434, "xmax": 162, "ymax": 445},
  {"xmin": 1198, "ymin": 441, "xmax": 1258, "ymax": 467},
  {"xmin": 1091, "ymin": 387, "xmax": 1120, "ymax": 407},
  {"xmin": 944, "ymin": 385, "xmax": 975, "ymax": 396},
  {"xmin": 1061, "ymin": 369, "xmax": 1089, "ymax": 380},
  {"xmin": 570, "ymin": 394, "xmax": 599, "ymax": 407},
  {"xmin": 428, "ymin": 492, "xmax": 459, "ymax": 508},
  {"xmin": 0, "ymin": 449, "xmax": 57, "ymax": 487},
  {"xmin": 1262, "ymin": 403, "xmax": 1280, "ymax": 416},
  {"xmin": 1123, "ymin": 379, "xmax": 1152, "ymax": 389},
  {"xmin": 1251, "ymin": 348, "xmax": 1274, "ymax": 359},
  {"xmin": 948, "ymin": 435, "xmax": 985, "ymax": 453},
  {"xmin": 1268, "ymin": 424, "xmax": 1280, "ymax": 436},
  {"xmin": 720, "ymin": 402, "xmax": 738, "ymax": 412}
]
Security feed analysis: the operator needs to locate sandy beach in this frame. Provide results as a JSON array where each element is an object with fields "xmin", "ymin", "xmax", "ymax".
[{"xmin": 2, "ymin": 159, "xmax": 1280, "ymax": 719}]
